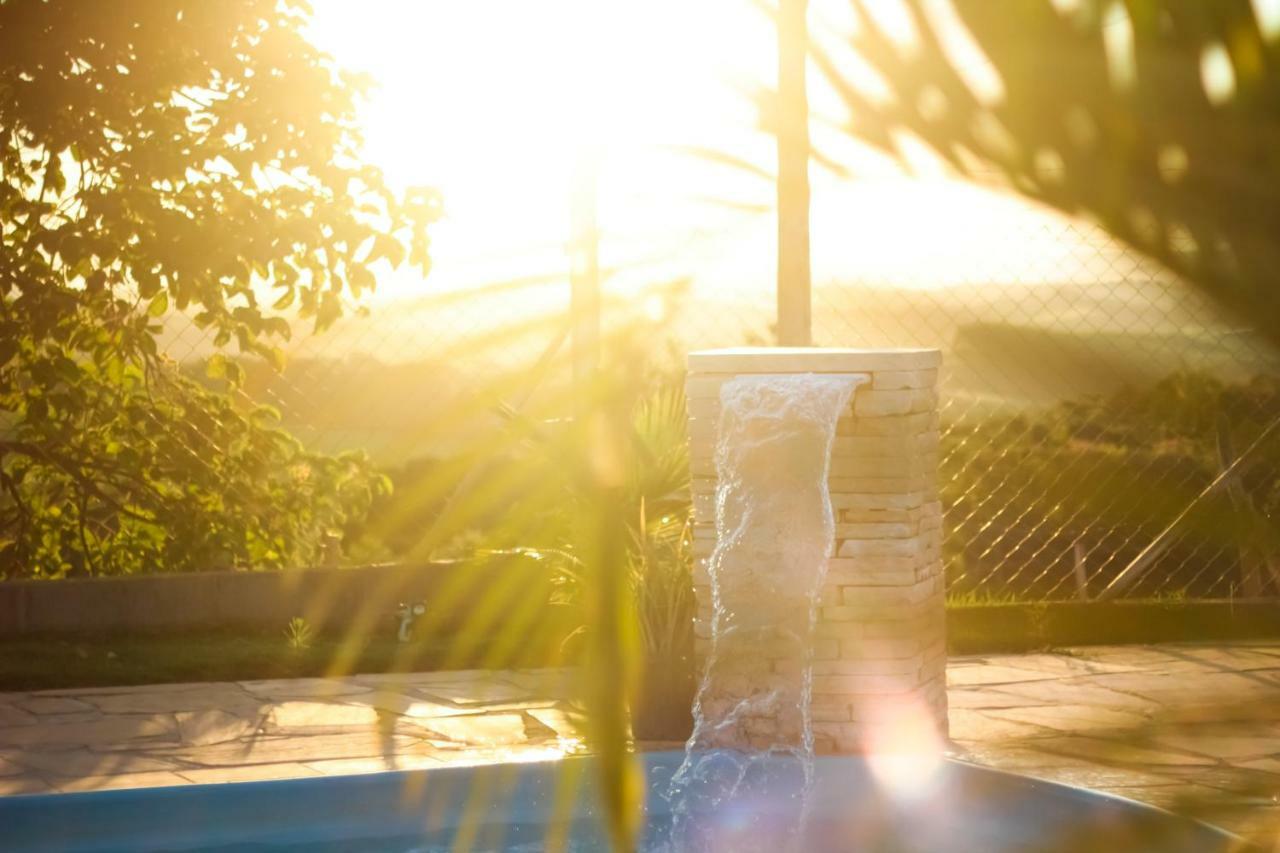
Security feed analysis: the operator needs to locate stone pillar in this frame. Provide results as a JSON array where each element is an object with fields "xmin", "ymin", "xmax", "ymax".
[{"xmin": 686, "ymin": 347, "xmax": 947, "ymax": 754}]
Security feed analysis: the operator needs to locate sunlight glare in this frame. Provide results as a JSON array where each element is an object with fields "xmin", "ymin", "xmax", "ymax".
[
  {"xmin": 863, "ymin": 699, "xmax": 946, "ymax": 800},
  {"xmin": 921, "ymin": 0, "xmax": 1005, "ymax": 107},
  {"xmin": 1200, "ymin": 43, "xmax": 1237, "ymax": 106},
  {"xmin": 297, "ymin": 0, "xmax": 1112, "ymax": 351},
  {"xmin": 857, "ymin": 0, "xmax": 921, "ymax": 55},
  {"xmin": 1157, "ymin": 144, "xmax": 1188, "ymax": 183},
  {"xmin": 1253, "ymin": 0, "xmax": 1280, "ymax": 41},
  {"xmin": 306, "ymin": 0, "xmax": 775, "ymax": 303},
  {"xmin": 1102, "ymin": 1, "xmax": 1136, "ymax": 92}
]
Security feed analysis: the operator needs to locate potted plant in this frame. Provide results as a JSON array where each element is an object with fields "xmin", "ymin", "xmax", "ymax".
[{"xmin": 628, "ymin": 503, "xmax": 696, "ymax": 742}]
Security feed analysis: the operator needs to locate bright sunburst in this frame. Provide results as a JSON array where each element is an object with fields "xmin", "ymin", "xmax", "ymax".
[{"xmin": 305, "ymin": 0, "xmax": 1109, "ymax": 322}]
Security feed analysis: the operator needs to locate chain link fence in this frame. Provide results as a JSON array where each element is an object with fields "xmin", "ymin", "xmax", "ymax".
[
  {"xmin": 809, "ymin": 209, "xmax": 1280, "ymax": 602},
  {"xmin": 157, "ymin": 176, "xmax": 1280, "ymax": 602}
]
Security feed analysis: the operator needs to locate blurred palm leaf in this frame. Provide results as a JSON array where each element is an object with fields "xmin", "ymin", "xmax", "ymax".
[{"xmin": 808, "ymin": 0, "xmax": 1280, "ymax": 344}]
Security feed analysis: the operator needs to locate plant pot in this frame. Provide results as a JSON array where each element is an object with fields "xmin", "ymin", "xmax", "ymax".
[{"xmin": 630, "ymin": 650, "xmax": 696, "ymax": 742}]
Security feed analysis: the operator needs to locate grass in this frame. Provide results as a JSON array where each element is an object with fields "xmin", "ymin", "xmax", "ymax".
[
  {"xmin": 948, "ymin": 598, "xmax": 1280, "ymax": 655},
  {"xmin": 944, "ymin": 589, "xmax": 1025, "ymax": 607}
]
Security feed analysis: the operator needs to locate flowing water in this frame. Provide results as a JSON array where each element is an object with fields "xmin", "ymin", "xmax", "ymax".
[{"xmin": 664, "ymin": 373, "xmax": 861, "ymax": 851}]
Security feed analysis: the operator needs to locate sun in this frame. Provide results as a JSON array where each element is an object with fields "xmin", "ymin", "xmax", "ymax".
[
  {"xmin": 305, "ymin": 2, "xmax": 770, "ymax": 232},
  {"xmin": 303, "ymin": 0, "xmax": 1099, "ymax": 325}
]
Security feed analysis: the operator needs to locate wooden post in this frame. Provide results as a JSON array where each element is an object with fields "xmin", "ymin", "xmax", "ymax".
[
  {"xmin": 1072, "ymin": 538, "xmax": 1090, "ymax": 600},
  {"xmin": 776, "ymin": 0, "xmax": 811, "ymax": 347},
  {"xmin": 570, "ymin": 153, "xmax": 601, "ymax": 381}
]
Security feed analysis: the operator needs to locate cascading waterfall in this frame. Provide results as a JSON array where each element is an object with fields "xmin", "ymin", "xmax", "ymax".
[{"xmin": 664, "ymin": 373, "xmax": 861, "ymax": 851}]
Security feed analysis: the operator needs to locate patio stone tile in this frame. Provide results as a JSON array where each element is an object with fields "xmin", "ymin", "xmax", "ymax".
[
  {"xmin": 950, "ymin": 743, "xmax": 1084, "ymax": 769},
  {"xmin": 978, "ymin": 653, "xmax": 1143, "ymax": 678},
  {"xmin": 1080, "ymin": 670, "xmax": 1277, "ymax": 705},
  {"xmin": 984, "ymin": 703, "xmax": 1150, "ymax": 733},
  {"xmin": 411, "ymin": 698, "xmax": 561, "ymax": 715},
  {"xmin": 8, "ymin": 711, "xmax": 105, "ymax": 724},
  {"xmin": 0, "ymin": 715, "xmax": 176, "ymax": 748},
  {"xmin": 944, "ymin": 689, "xmax": 1038, "ymax": 710},
  {"xmin": 239, "ymin": 678, "xmax": 373, "ymax": 698},
  {"xmin": 1115, "ymin": 782, "xmax": 1250, "ymax": 812},
  {"xmin": 526, "ymin": 708, "xmax": 587, "ymax": 741},
  {"xmin": 267, "ymin": 701, "xmax": 381, "ymax": 730},
  {"xmin": 497, "ymin": 670, "xmax": 577, "ymax": 697},
  {"xmin": 0, "ymin": 776, "xmax": 57, "ymax": 795},
  {"xmin": 0, "ymin": 703, "xmax": 38, "ymax": 727},
  {"xmin": 55, "ymin": 771, "xmax": 190, "ymax": 792},
  {"xmin": 1150, "ymin": 732, "xmax": 1280, "ymax": 761},
  {"xmin": 16, "ymin": 696, "xmax": 96, "ymax": 716},
  {"xmin": 85, "ymin": 687, "xmax": 264, "ymax": 715},
  {"xmin": 981, "ymin": 679, "xmax": 1159, "ymax": 711},
  {"xmin": 1158, "ymin": 648, "xmax": 1280, "ymax": 672},
  {"xmin": 11, "ymin": 747, "xmax": 178, "ymax": 777},
  {"xmin": 948, "ymin": 709, "xmax": 1056, "ymax": 741},
  {"xmin": 1032, "ymin": 736, "xmax": 1218, "ymax": 767},
  {"xmin": 1013, "ymin": 763, "xmax": 1182, "ymax": 790},
  {"xmin": 945, "ymin": 663, "xmax": 1062, "ymax": 687},
  {"xmin": 150, "ymin": 731, "xmax": 431, "ymax": 767},
  {"xmin": 1240, "ymin": 757, "xmax": 1280, "ymax": 776},
  {"xmin": 412, "ymin": 713, "xmax": 530, "ymax": 746},
  {"xmin": 1149, "ymin": 764, "xmax": 1280, "ymax": 795},
  {"xmin": 1074, "ymin": 644, "xmax": 1181, "ymax": 657},
  {"xmin": 1225, "ymin": 807, "xmax": 1280, "ymax": 843},
  {"xmin": 414, "ymin": 681, "xmax": 541, "ymax": 706},
  {"xmin": 357, "ymin": 669, "xmax": 497, "ymax": 685},
  {"xmin": 177, "ymin": 709, "xmax": 262, "ymax": 746},
  {"xmin": 301, "ymin": 755, "xmax": 444, "ymax": 776},
  {"xmin": 177, "ymin": 762, "xmax": 326, "ymax": 784},
  {"xmin": 348, "ymin": 690, "xmax": 474, "ymax": 719},
  {"xmin": 89, "ymin": 735, "xmax": 189, "ymax": 754},
  {"xmin": 426, "ymin": 744, "xmax": 572, "ymax": 768}
]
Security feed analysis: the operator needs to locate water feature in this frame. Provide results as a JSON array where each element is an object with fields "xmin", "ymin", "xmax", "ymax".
[{"xmin": 666, "ymin": 373, "xmax": 862, "ymax": 851}]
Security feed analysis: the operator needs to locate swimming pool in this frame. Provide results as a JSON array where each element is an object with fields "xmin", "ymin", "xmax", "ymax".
[{"xmin": 0, "ymin": 751, "xmax": 1234, "ymax": 851}]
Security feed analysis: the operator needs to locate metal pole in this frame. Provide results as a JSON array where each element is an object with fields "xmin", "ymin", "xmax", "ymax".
[{"xmin": 776, "ymin": 0, "xmax": 811, "ymax": 347}]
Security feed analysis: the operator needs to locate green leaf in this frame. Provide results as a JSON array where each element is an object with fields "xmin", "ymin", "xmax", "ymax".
[
  {"xmin": 147, "ymin": 291, "xmax": 169, "ymax": 317},
  {"xmin": 272, "ymin": 287, "xmax": 296, "ymax": 310},
  {"xmin": 206, "ymin": 354, "xmax": 228, "ymax": 379}
]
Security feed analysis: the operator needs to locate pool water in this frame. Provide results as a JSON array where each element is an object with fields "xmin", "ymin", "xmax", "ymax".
[{"xmin": 0, "ymin": 751, "xmax": 1234, "ymax": 852}]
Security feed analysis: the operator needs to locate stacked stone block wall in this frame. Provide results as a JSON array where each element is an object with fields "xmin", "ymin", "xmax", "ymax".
[{"xmin": 686, "ymin": 348, "xmax": 948, "ymax": 754}]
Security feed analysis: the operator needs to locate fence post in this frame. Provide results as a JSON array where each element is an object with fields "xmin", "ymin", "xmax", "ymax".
[
  {"xmin": 776, "ymin": 0, "xmax": 811, "ymax": 347},
  {"xmin": 570, "ymin": 153, "xmax": 601, "ymax": 380}
]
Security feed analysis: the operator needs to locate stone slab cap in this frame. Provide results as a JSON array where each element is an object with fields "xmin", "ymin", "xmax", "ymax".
[{"xmin": 688, "ymin": 347, "xmax": 941, "ymax": 374}]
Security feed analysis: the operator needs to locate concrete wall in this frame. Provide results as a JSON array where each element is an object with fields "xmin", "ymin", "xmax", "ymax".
[{"xmin": 0, "ymin": 557, "xmax": 554, "ymax": 637}]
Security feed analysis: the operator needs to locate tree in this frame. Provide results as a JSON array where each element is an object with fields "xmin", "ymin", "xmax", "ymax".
[
  {"xmin": 0, "ymin": 0, "xmax": 436, "ymax": 578},
  {"xmin": 812, "ymin": 0, "xmax": 1280, "ymax": 342}
]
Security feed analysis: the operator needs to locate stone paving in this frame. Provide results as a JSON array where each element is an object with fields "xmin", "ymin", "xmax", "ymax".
[{"xmin": 0, "ymin": 643, "xmax": 1277, "ymax": 844}]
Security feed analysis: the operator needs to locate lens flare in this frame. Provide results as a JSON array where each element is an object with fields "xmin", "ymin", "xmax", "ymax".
[{"xmin": 863, "ymin": 699, "xmax": 946, "ymax": 800}]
